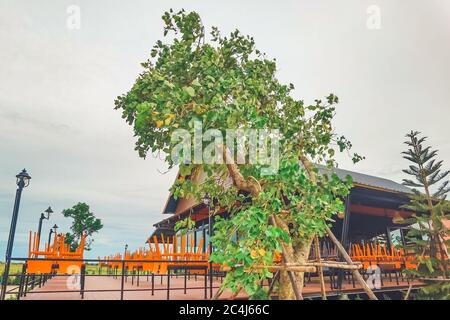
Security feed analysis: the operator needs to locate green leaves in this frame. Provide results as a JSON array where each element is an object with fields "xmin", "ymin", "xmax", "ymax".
[
  {"xmin": 402, "ymin": 131, "xmax": 450, "ymax": 195},
  {"xmin": 182, "ymin": 86, "xmax": 195, "ymax": 97},
  {"xmin": 174, "ymin": 217, "xmax": 195, "ymax": 235}
]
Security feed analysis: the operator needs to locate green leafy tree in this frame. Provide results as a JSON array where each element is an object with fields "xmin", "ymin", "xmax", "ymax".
[
  {"xmin": 115, "ymin": 9, "xmax": 361, "ymax": 299},
  {"xmin": 401, "ymin": 131, "xmax": 450, "ymax": 299},
  {"xmin": 62, "ymin": 202, "xmax": 103, "ymax": 251}
]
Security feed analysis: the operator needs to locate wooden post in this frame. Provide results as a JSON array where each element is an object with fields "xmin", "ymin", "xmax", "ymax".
[
  {"xmin": 286, "ymin": 269, "xmax": 303, "ymax": 300},
  {"xmin": 230, "ymin": 286, "xmax": 243, "ymax": 300},
  {"xmin": 325, "ymin": 226, "xmax": 378, "ymax": 300},
  {"xmin": 268, "ymin": 271, "xmax": 280, "ymax": 296},
  {"xmin": 404, "ymin": 283, "xmax": 413, "ymax": 300},
  {"xmin": 263, "ymin": 265, "xmax": 316, "ymax": 272},
  {"xmin": 212, "ymin": 286, "xmax": 224, "ymax": 300},
  {"xmin": 314, "ymin": 236, "xmax": 327, "ymax": 300},
  {"xmin": 338, "ymin": 195, "xmax": 351, "ymax": 290}
]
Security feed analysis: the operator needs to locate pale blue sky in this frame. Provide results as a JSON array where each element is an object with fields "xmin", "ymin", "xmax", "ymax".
[{"xmin": 1, "ymin": 0, "xmax": 449, "ymax": 259}]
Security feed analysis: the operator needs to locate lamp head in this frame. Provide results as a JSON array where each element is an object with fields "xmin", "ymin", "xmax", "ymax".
[
  {"xmin": 202, "ymin": 193, "xmax": 211, "ymax": 206},
  {"xmin": 44, "ymin": 206, "xmax": 53, "ymax": 219},
  {"xmin": 16, "ymin": 169, "xmax": 31, "ymax": 188}
]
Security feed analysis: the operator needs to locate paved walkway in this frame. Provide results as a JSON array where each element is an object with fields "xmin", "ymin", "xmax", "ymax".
[
  {"xmin": 22, "ymin": 274, "xmax": 241, "ymax": 300},
  {"xmin": 22, "ymin": 273, "xmax": 419, "ymax": 300}
]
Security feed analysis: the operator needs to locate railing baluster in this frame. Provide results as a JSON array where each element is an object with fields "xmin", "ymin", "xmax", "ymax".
[{"xmin": 120, "ymin": 260, "xmax": 125, "ymax": 300}]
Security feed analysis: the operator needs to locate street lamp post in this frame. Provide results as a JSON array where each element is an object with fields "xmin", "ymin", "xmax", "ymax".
[
  {"xmin": 202, "ymin": 193, "xmax": 213, "ymax": 299},
  {"xmin": 47, "ymin": 230, "xmax": 53, "ymax": 248},
  {"xmin": 37, "ymin": 206, "xmax": 53, "ymax": 250},
  {"xmin": 123, "ymin": 244, "xmax": 128, "ymax": 272},
  {"xmin": 47, "ymin": 224, "xmax": 59, "ymax": 248},
  {"xmin": 1, "ymin": 169, "xmax": 31, "ymax": 300}
]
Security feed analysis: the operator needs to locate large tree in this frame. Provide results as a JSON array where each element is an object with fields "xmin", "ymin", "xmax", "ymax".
[
  {"xmin": 62, "ymin": 202, "xmax": 103, "ymax": 251},
  {"xmin": 115, "ymin": 9, "xmax": 361, "ymax": 299}
]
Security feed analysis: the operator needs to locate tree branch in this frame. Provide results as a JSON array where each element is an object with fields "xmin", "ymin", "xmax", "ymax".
[{"xmin": 220, "ymin": 144, "xmax": 262, "ymax": 196}]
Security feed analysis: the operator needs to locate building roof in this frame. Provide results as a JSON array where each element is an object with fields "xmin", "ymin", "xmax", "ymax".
[
  {"xmin": 318, "ymin": 165, "xmax": 412, "ymax": 194},
  {"xmin": 162, "ymin": 166, "xmax": 412, "ymax": 215}
]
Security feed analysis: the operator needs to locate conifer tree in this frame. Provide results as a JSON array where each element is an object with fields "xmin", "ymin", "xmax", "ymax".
[{"xmin": 401, "ymin": 131, "xmax": 450, "ymax": 299}]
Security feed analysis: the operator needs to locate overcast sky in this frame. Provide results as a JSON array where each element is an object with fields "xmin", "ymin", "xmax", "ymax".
[{"xmin": 1, "ymin": 0, "xmax": 449, "ymax": 259}]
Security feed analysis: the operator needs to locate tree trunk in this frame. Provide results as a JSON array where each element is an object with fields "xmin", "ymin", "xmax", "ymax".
[
  {"xmin": 278, "ymin": 241, "xmax": 313, "ymax": 299},
  {"xmin": 292, "ymin": 239, "xmax": 313, "ymax": 295},
  {"xmin": 220, "ymin": 144, "xmax": 319, "ymax": 299},
  {"xmin": 278, "ymin": 150, "xmax": 317, "ymax": 299},
  {"xmin": 279, "ymin": 269, "xmax": 296, "ymax": 300}
]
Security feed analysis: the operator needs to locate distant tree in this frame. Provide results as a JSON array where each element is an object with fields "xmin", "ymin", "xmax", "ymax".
[
  {"xmin": 401, "ymin": 131, "xmax": 450, "ymax": 299},
  {"xmin": 61, "ymin": 202, "xmax": 103, "ymax": 251}
]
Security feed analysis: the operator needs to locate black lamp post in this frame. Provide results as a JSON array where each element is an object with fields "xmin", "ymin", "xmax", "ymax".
[
  {"xmin": 1, "ymin": 169, "xmax": 31, "ymax": 300},
  {"xmin": 37, "ymin": 206, "xmax": 53, "ymax": 250},
  {"xmin": 47, "ymin": 224, "xmax": 59, "ymax": 247},
  {"xmin": 202, "ymin": 193, "xmax": 213, "ymax": 298}
]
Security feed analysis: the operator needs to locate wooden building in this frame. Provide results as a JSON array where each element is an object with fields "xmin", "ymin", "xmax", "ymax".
[
  {"xmin": 152, "ymin": 167, "xmax": 419, "ymax": 298},
  {"xmin": 154, "ymin": 167, "xmax": 414, "ymax": 249}
]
